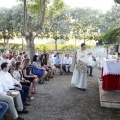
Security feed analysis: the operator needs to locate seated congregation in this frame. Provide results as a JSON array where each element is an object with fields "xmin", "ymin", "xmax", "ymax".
[
  {"xmin": 0, "ymin": 49, "xmax": 96, "ymax": 119},
  {"xmin": 0, "ymin": 50, "xmax": 74, "ymax": 120}
]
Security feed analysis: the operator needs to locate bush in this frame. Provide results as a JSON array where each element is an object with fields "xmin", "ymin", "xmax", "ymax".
[
  {"xmin": 1, "ymin": 43, "xmax": 94, "ymax": 52},
  {"xmin": 35, "ymin": 44, "xmax": 78, "ymax": 51},
  {"xmin": 9, "ymin": 44, "xmax": 27, "ymax": 51},
  {"xmin": 3, "ymin": 43, "xmax": 77, "ymax": 52}
]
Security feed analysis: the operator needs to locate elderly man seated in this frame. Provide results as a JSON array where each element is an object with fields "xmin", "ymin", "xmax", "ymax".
[{"xmin": 53, "ymin": 52, "xmax": 63, "ymax": 75}]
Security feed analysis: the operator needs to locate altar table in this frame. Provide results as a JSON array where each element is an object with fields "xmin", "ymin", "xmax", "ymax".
[{"xmin": 102, "ymin": 60, "xmax": 120, "ymax": 90}]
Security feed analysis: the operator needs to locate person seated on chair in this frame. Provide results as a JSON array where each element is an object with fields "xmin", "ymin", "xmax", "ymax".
[
  {"xmin": 23, "ymin": 59, "xmax": 38, "ymax": 93},
  {"xmin": 0, "ymin": 53, "xmax": 10, "ymax": 66},
  {"xmin": 0, "ymin": 81, "xmax": 27, "ymax": 120},
  {"xmin": 32, "ymin": 55, "xmax": 47, "ymax": 83},
  {"xmin": 0, "ymin": 62, "xmax": 30, "ymax": 106},
  {"xmin": 87, "ymin": 55, "xmax": 96, "ymax": 76},
  {"xmin": 53, "ymin": 52, "xmax": 63, "ymax": 75},
  {"xmin": 13, "ymin": 62, "xmax": 34, "ymax": 100},
  {"xmin": 62, "ymin": 54, "xmax": 72, "ymax": 73},
  {"xmin": 39, "ymin": 54, "xmax": 52, "ymax": 80},
  {"xmin": 10, "ymin": 53, "xmax": 17, "ymax": 68}
]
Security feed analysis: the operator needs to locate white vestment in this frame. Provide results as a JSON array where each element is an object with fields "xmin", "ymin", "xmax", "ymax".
[{"xmin": 71, "ymin": 49, "xmax": 88, "ymax": 89}]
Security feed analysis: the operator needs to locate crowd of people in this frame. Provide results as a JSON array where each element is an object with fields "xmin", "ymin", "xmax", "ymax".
[
  {"xmin": 0, "ymin": 44, "xmax": 99, "ymax": 120},
  {"xmin": 0, "ymin": 50, "xmax": 73, "ymax": 120}
]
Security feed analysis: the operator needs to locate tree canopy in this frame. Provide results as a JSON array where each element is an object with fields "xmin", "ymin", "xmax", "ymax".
[{"xmin": 1, "ymin": 0, "xmax": 120, "ymax": 51}]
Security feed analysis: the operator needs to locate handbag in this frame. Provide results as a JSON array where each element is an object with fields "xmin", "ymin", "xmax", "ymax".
[{"xmin": 76, "ymin": 60, "xmax": 87, "ymax": 72}]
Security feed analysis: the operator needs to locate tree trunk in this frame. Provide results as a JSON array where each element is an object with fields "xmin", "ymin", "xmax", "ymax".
[
  {"xmin": 55, "ymin": 39, "xmax": 57, "ymax": 50},
  {"xmin": 25, "ymin": 33, "xmax": 35, "ymax": 60},
  {"xmin": 23, "ymin": 0, "xmax": 46, "ymax": 60},
  {"xmin": 23, "ymin": 0, "xmax": 27, "ymax": 34}
]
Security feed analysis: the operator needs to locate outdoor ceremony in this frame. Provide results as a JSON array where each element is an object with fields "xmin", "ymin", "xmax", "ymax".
[{"xmin": 0, "ymin": 0, "xmax": 120, "ymax": 120}]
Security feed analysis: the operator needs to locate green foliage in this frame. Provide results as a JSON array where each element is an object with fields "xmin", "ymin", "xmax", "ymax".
[
  {"xmin": 0, "ymin": 6, "xmax": 24, "ymax": 39},
  {"xmin": 35, "ymin": 44, "xmax": 77, "ymax": 51},
  {"xmin": 100, "ymin": 6, "xmax": 120, "ymax": 33},
  {"xmin": 47, "ymin": 0, "xmax": 68, "ymax": 17},
  {"xmin": 4, "ymin": 43, "xmax": 77, "ymax": 51},
  {"xmin": 100, "ymin": 26, "xmax": 120, "ymax": 43},
  {"xmin": 2, "ymin": 1, "xmax": 120, "ymax": 50},
  {"xmin": 9, "ymin": 43, "xmax": 27, "ymax": 51}
]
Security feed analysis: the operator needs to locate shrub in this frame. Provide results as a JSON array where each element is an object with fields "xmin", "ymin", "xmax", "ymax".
[
  {"xmin": 35, "ymin": 44, "xmax": 77, "ymax": 51},
  {"xmin": 1, "ymin": 43, "xmax": 95, "ymax": 52},
  {"xmin": 9, "ymin": 44, "xmax": 27, "ymax": 51}
]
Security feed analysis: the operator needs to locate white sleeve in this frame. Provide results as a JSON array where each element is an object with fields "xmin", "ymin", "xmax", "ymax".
[
  {"xmin": 12, "ymin": 77, "xmax": 20, "ymax": 85},
  {"xmin": 8, "ymin": 73, "xmax": 19, "ymax": 85},
  {"xmin": 0, "ymin": 90, "xmax": 7, "ymax": 95},
  {"xmin": 0, "ymin": 80, "xmax": 9, "ymax": 94}
]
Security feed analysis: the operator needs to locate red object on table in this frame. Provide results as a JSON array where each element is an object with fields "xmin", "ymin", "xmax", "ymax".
[{"xmin": 102, "ymin": 68, "xmax": 120, "ymax": 90}]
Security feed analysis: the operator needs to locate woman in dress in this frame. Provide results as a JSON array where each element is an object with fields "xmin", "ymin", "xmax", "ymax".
[
  {"xmin": 71, "ymin": 43, "xmax": 92, "ymax": 91},
  {"xmin": 32, "ymin": 55, "xmax": 47, "ymax": 83},
  {"xmin": 23, "ymin": 59, "xmax": 38, "ymax": 94}
]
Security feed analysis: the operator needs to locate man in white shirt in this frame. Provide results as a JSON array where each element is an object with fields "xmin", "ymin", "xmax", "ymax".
[
  {"xmin": 87, "ymin": 55, "xmax": 96, "ymax": 76},
  {"xmin": 0, "ymin": 81, "xmax": 26, "ymax": 120},
  {"xmin": 0, "ymin": 62, "xmax": 30, "ymax": 106},
  {"xmin": 62, "ymin": 54, "xmax": 72, "ymax": 73}
]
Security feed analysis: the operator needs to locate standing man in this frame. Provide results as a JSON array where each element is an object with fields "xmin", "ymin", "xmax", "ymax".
[{"xmin": 71, "ymin": 43, "xmax": 92, "ymax": 91}]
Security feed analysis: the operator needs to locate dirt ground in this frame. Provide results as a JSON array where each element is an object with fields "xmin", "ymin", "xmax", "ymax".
[{"xmin": 7, "ymin": 68, "xmax": 120, "ymax": 120}]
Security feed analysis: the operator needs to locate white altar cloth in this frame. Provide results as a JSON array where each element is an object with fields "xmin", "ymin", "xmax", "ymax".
[{"xmin": 103, "ymin": 59, "xmax": 120, "ymax": 76}]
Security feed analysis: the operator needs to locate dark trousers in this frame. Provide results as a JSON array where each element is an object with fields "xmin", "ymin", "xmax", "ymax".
[
  {"xmin": 87, "ymin": 65, "xmax": 93, "ymax": 75},
  {"xmin": 20, "ymin": 82, "xmax": 31, "ymax": 87},
  {"xmin": 62, "ymin": 64, "xmax": 70, "ymax": 72},
  {"xmin": 18, "ymin": 85, "xmax": 29, "ymax": 104}
]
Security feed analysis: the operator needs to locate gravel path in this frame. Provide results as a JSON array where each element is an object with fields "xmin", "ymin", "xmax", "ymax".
[{"xmin": 19, "ymin": 69, "xmax": 120, "ymax": 120}]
